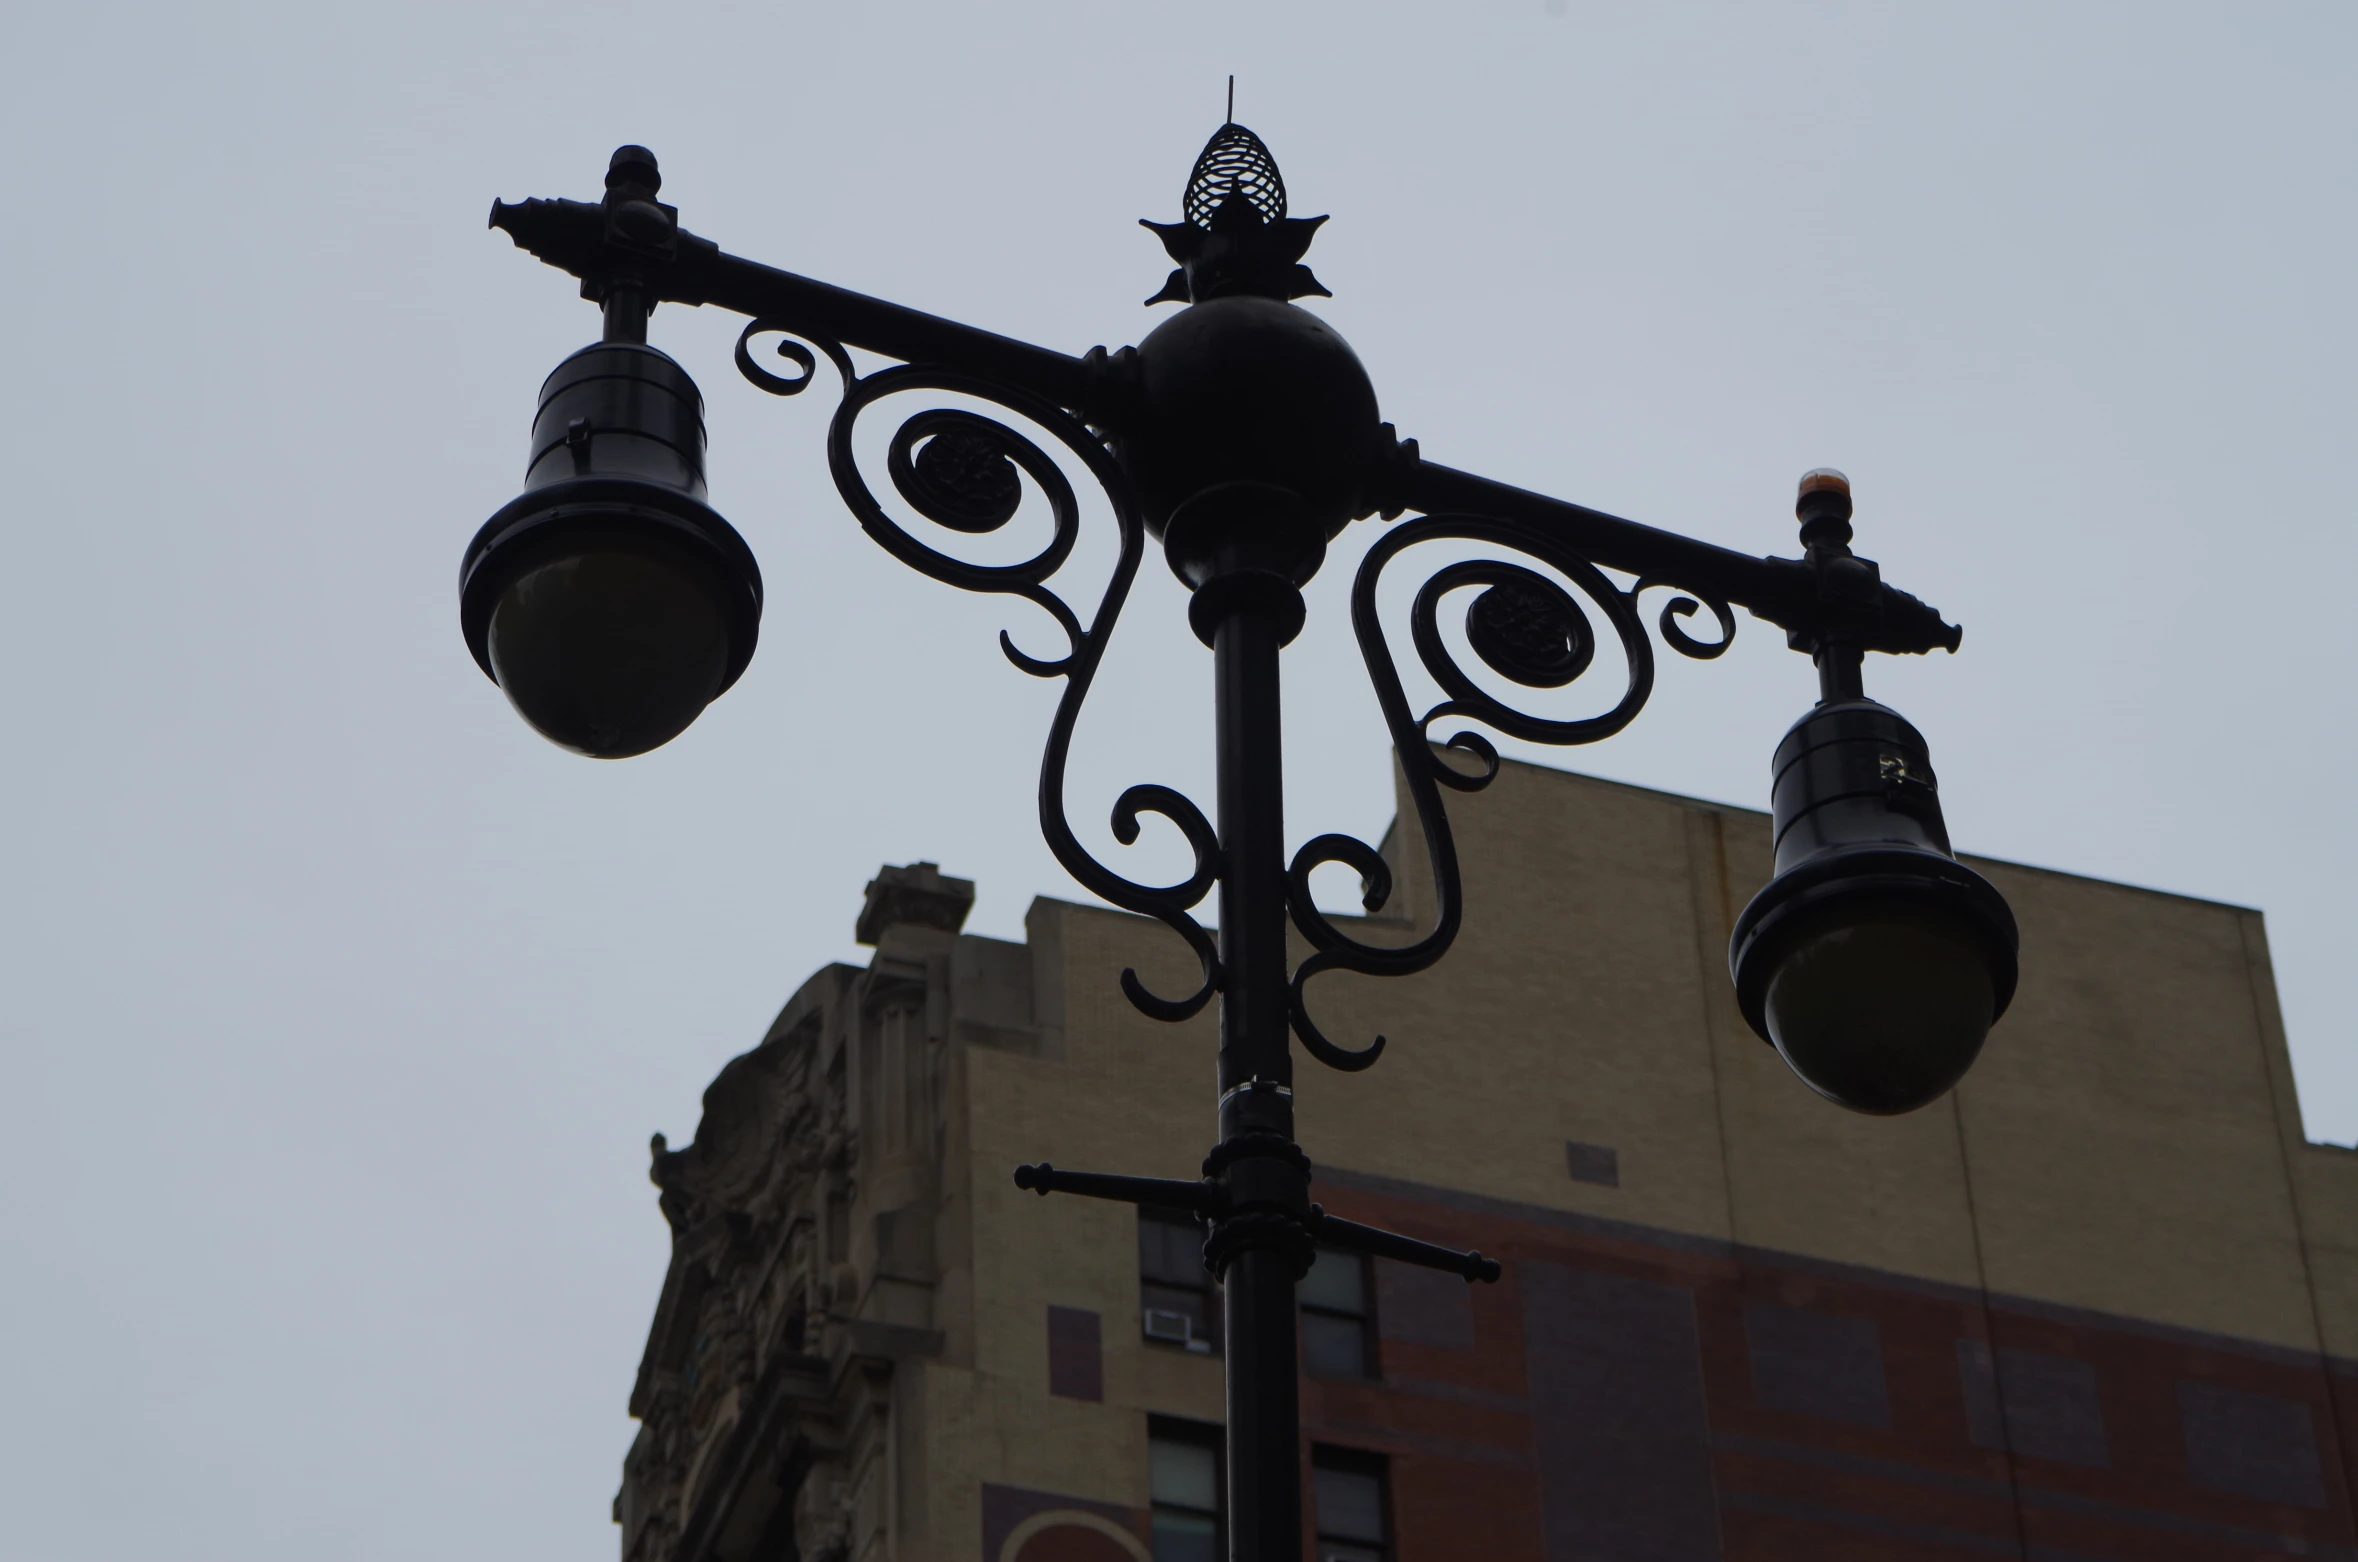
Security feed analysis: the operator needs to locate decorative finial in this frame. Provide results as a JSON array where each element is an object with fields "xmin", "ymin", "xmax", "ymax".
[
  {"xmin": 1183, "ymin": 122, "xmax": 1289, "ymax": 229},
  {"xmin": 1141, "ymin": 121, "xmax": 1331, "ymax": 306}
]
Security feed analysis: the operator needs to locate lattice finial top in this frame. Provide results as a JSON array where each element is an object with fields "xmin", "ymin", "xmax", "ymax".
[
  {"xmin": 1142, "ymin": 120, "xmax": 1329, "ymax": 306},
  {"xmin": 1184, "ymin": 122, "xmax": 1289, "ymax": 230}
]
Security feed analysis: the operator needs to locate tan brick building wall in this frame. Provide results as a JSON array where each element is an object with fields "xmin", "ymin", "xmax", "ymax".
[{"xmin": 617, "ymin": 758, "xmax": 2358, "ymax": 1562}]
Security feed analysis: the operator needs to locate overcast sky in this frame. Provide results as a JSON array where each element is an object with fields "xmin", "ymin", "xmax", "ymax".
[{"xmin": 4, "ymin": 3, "xmax": 2352, "ymax": 1558}]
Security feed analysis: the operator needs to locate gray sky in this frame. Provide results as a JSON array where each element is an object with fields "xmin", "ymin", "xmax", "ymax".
[{"xmin": 4, "ymin": 2, "xmax": 2352, "ymax": 1557}]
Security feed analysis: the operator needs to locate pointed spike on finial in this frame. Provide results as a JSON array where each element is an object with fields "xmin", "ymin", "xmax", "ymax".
[{"xmin": 1228, "ymin": 74, "xmax": 1235, "ymax": 123}]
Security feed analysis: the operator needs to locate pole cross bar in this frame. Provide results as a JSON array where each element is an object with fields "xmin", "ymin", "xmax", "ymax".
[{"xmin": 1012, "ymin": 1163, "xmax": 1500, "ymax": 1284}]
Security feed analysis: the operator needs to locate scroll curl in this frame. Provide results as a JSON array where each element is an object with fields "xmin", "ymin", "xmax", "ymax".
[
  {"xmin": 734, "ymin": 318, "xmax": 849, "ymax": 397},
  {"xmin": 811, "ymin": 354, "xmax": 1220, "ymax": 1022},
  {"xmin": 1633, "ymin": 576, "xmax": 1737, "ymax": 660},
  {"xmin": 1286, "ymin": 514, "xmax": 1664, "ymax": 1067}
]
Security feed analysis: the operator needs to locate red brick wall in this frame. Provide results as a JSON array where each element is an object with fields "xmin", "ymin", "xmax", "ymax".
[{"xmin": 1302, "ymin": 1170, "xmax": 2356, "ymax": 1561}]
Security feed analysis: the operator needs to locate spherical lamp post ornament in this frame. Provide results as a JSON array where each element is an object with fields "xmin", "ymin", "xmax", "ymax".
[{"xmin": 1728, "ymin": 471, "xmax": 2019, "ymax": 1113}]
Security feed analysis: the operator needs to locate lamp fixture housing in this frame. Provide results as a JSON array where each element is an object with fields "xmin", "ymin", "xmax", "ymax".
[
  {"xmin": 460, "ymin": 341, "xmax": 761, "ymax": 758},
  {"xmin": 1730, "ymin": 696, "xmax": 2019, "ymax": 1114}
]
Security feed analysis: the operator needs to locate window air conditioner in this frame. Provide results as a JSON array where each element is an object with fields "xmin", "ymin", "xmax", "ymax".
[{"xmin": 1143, "ymin": 1308, "xmax": 1194, "ymax": 1346}]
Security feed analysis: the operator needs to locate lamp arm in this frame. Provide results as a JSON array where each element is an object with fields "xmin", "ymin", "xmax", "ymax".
[
  {"xmin": 488, "ymin": 194, "xmax": 1963, "ymax": 663},
  {"xmin": 1402, "ymin": 458, "xmax": 1963, "ymax": 658},
  {"xmin": 489, "ymin": 197, "xmax": 1101, "ymax": 414}
]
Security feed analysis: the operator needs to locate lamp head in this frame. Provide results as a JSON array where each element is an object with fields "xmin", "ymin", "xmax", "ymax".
[
  {"xmin": 1730, "ymin": 697, "xmax": 2018, "ymax": 1114},
  {"xmin": 460, "ymin": 341, "xmax": 761, "ymax": 758}
]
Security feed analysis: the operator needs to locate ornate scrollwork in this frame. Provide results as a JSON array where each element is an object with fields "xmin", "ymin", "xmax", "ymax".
[
  {"xmin": 887, "ymin": 411, "xmax": 1024, "ymax": 534},
  {"xmin": 735, "ymin": 313, "xmax": 1741, "ymax": 1052},
  {"xmin": 1633, "ymin": 577, "xmax": 1737, "ymax": 660},
  {"xmin": 1463, "ymin": 574, "xmax": 1592, "ymax": 688},
  {"xmin": 1285, "ymin": 515, "xmax": 1734, "ymax": 1069},
  {"xmin": 735, "ymin": 318, "xmax": 837, "ymax": 397},
  {"xmin": 1410, "ymin": 553, "xmax": 1651, "ymax": 745},
  {"xmin": 736, "ymin": 322, "xmax": 1221, "ymax": 1022}
]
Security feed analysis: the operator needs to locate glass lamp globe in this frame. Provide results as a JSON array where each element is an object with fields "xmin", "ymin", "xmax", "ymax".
[
  {"xmin": 1758, "ymin": 897, "xmax": 2000, "ymax": 1115},
  {"xmin": 486, "ymin": 542, "xmax": 735, "ymax": 759}
]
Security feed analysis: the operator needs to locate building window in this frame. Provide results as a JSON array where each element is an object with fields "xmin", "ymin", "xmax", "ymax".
[
  {"xmin": 1140, "ymin": 1206, "xmax": 1219, "ymax": 1352},
  {"xmin": 1149, "ymin": 1419, "xmax": 1223, "ymax": 1562},
  {"xmin": 825, "ymin": 1184, "xmax": 849, "ymax": 1265},
  {"xmin": 1300, "ymin": 1245, "xmax": 1374, "ymax": 1379},
  {"xmin": 1313, "ymin": 1447, "xmax": 1390, "ymax": 1562}
]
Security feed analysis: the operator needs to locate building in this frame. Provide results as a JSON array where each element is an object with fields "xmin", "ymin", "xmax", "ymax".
[{"xmin": 613, "ymin": 758, "xmax": 2358, "ymax": 1562}]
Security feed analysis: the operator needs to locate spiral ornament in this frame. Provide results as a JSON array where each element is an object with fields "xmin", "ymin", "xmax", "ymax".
[
  {"xmin": 733, "ymin": 318, "xmax": 846, "ymax": 397},
  {"xmin": 1634, "ymin": 577, "xmax": 1738, "ymax": 660},
  {"xmin": 796, "ymin": 355, "xmax": 1223, "ymax": 1023},
  {"xmin": 1284, "ymin": 514, "xmax": 1681, "ymax": 1068}
]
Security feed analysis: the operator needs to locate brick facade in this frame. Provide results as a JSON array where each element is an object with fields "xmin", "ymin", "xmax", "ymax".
[
  {"xmin": 613, "ymin": 762, "xmax": 2358, "ymax": 1562},
  {"xmin": 1309, "ymin": 1168, "xmax": 2354, "ymax": 1559}
]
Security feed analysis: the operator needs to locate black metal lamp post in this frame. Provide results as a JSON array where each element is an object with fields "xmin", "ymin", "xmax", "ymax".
[{"xmin": 463, "ymin": 126, "xmax": 2018, "ymax": 1561}]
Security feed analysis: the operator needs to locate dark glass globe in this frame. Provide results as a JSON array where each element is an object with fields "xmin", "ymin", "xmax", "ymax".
[
  {"xmin": 486, "ymin": 546, "xmax": 730, "ymax": 759},
  {"xmin": 1762, "ymin": 902, "xmax": 1997, "ymax": 1115}
]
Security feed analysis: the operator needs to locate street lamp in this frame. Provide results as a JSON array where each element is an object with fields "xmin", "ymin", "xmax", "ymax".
[{"xmin": 464, "ymin": 127, "xmax": 2018, "ymax": 1560}]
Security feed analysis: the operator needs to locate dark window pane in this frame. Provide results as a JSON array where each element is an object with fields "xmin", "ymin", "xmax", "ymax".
[
  {"xmin": 1141, "ymin": 1212, "xmax": 1207, "ymax": 1286},
  {"xmin": 1151, "ymin": 1422, "xmax": 1225, "ymax": 1562},
  {"xmin": 1300, "ymin": 1248, "xmax": 1367, "ymax": 1315},
  {"xmin": 1151, "ymin": 1437, "xmax": 1219, "ymax": 1511},
  {"xmin": 1304, "ymin": 1312, "xmax": 1371, "ymax": 1380},
  {"xmin": 1151, "ymin": 1512, "xmax": 1219, "ymax": 1562},
  {"xmin": 1317, "ymin": 1545, "xmax": 1382, "ymax": 1562},
  {"xmin": 1165, "ymin": 1224, "xmax": 1203, "ymax": 1283},
  {"xmin": 1141, "ymin": 1210, "xmax": 1221, "ymax": 1351},
  {"xmin": 1313, "ymin": 1466, "xmax": 1385, "ymax": 1543}
]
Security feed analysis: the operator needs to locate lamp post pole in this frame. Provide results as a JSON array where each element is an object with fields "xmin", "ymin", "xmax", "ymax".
[
  {"xmin": 462, "ymin": 125, "xmax": 2020, "ymax": 1562},
  {"xmin": 1212, "ymin": 559, "xmax": 1306, "ymax": 1560}
]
